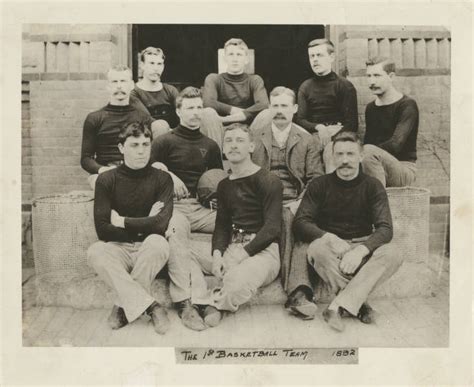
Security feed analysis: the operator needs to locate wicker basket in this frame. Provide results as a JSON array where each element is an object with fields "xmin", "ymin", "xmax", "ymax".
[
  {"xmin": 32, "ymin": 192, "xmax": 98, "ymax": 279},
  {"xmin": 386, "ymin": 187, "xmax": 430, "ymax": 263}
]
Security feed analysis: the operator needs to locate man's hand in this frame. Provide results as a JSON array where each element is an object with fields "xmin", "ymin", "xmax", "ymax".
[
  {"xmin": 322, "ymin": 232, "xmax": 351, "ymax": 256},
  {"xmin": 326, "ymin": 123, "xmax": 343, "ymax": 137},
  {"xmin": 211, "ymin": 250, "xmax": 225, "ymax": 280},
  {"xmin": 339, "ymin": 245, "xmax": 370, "ymax": 275},
  {"xmin": 98, "ymin": 165, "xmax": 117, "ymax": 174},
  {"xmin": 170, "ymin": 173, "xmax": 189, "ymax": 200},
  {"xmin": 149, "ymin": 201, "xmax": 164, "ymax": 216},
  {"xmin": 209, "ymin": 198, "xmax": 218, "ymax": 210},
  {"xmin": 230, "ymin": 107, "xmax": 244, "ymax": 115},
  {"xmin": 316, "ymin": 125, "xmax": 331, "ymax": 147},
  {"xmin": 110, "ymin": 209, "xmax": 125, "ymax": 228}
]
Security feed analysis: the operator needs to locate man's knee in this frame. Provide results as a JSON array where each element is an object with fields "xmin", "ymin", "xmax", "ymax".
[
  {"xmin": 306, "ymin": 238, "xmax": 330, "ymax": 267},
  {"xmin": 151, "ymin": 120, "xmax": 171, "ymax": 139},
  {"xmin": 167, "ymin": 212, "xmax": 191, "ymax": 240},
  {"xmin": 362, "ymin": 144, "xmax": 381, "ymax": 162},
  {"xmin": 201, "ymin": 107, "xmax": 219, "ymax": 119},
  {"xmin": 142, "ymin": 234, "xmax": 170, "ymax": 257}
]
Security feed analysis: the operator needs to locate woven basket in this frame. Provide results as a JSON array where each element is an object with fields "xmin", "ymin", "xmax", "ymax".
[
  {"xmin": 32, "ymin": 192, "xmax": 98, "ymax": 279},
  {"xmin": 386, "ymin": 187, "xmax": 430, "ymax": 263}
]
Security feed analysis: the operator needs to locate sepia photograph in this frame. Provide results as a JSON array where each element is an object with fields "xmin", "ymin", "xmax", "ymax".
[
  {"xmin": 21, "ymin": 22, "xmax": 450, "ymax": 348},
  {"xmin": 1, "ymin": 1, "xmax": 472, "ymax": 385}
]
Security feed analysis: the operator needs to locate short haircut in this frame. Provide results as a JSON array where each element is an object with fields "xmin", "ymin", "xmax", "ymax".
[
  {"xmin": 332, "ymin": 131, "xmax": 362, "ymax": 151},
  {"xmin": 270, "ymin": 86, "xmax": 296, "ymax": 104},
  {"xmin": 366, "ymin": 56, "xmax": 396, "ymax": 74},
  {"xmin": 118, "ymin": 121, "xmax": 152, "ymax": 145},
  {"xmin": 175, "ymin": 86, "xmax": 202, "ymax": 109},
  {"xmin": 107, "ymin": 65, "xmax": 132, "ymax": 79},
  {"xmin": 307, "ymin": 38, "xmax": 335, "ymax": 54},
  {"xmin": 224, "ymin": 38, "xmax": 249, "ymax": 54},
  {"xmin": 224, "ymin": 123, "xmax": 253, "ymax": 141},
  {"xmin": 139, "ymin": 46, "xmax": 165, "ymax": 62}
]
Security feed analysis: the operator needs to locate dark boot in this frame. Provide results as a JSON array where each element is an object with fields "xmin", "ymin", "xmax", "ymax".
[
  {"xmin": 147, "ymin": 302, "xmax": 170, "ymax": 335},
  {"xmin": 357, "ymin": 303, "xmax": 375, "ymax": 324},
  {"xmin": 285, "ymin": 287, "xmax": 318, "ymax": 320},
  {"xmin": 107, "ymin": 305, "xmax": 128, "ymax": 330},
  {"xmin": 176, "ymin": 299, "xmax": 207, "ymax": 331}
]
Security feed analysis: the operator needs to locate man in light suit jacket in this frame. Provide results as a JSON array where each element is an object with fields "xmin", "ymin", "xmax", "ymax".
[{"xmin": 251, "ymin": 86, "xmax": 324, "ymax": 320}]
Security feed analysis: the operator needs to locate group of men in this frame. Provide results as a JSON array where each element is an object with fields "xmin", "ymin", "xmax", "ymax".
[{"xmin": 80, "ymin": 37, "xmax": 419, "ymax": 334}]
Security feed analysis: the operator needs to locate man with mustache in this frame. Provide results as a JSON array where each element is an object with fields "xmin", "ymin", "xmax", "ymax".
[
  {"xmin": 202, "ymin": 38, "xmax": 269, "ymax": 149},
  {"xmin": 293, "ymin": 131, "xmax": 399, "ymax": 332},
  {"xmin": 81, "ymin": 65, "xmax": 159, "ymax": 189},
  {"xmin": 151, "ymin": 87, "xmax": 224, "ymax": 331},
  {"xmin": 295, "ymin": 39, "xmax": 358, "ymax": 173},
  {"xmin": 362, "ymin": 57, "xmax": 419, "ymax": 187},
  {"xmin": 130, "ymin": 47, "xmax": 179, "ymax": 139},
  {"xmin": 251, "ymin": 86, "xmax": 324, "ymax": 319}
]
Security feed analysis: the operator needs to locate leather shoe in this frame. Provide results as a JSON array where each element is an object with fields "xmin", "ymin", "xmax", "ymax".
[
  {"xmin": 285, "ymin": 290, "xmax": 318, "ymax": 320},
  {"xmin": 202, "ymin": 305, "xmax": 222, "ymax": 327},
  {"xmin": 322, "ymin": 306, "xmax": 345, "ymax": 332},
  {"xmin": 357, "ymin": 303, "xmax": 375, "ymax": 324},
  {"xmin": 107, "ymin": 305, "xmax": 128, "ymax": 330},
  {"xmin": 148, "ymin": 303, "xmax": 170, "ymax": 335},
  {"xmin": 176, "ymin": 299, "xmax": 207, "ymax": 331}
]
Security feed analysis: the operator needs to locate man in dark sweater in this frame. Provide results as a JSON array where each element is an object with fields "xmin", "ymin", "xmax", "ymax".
[
  {"xmin": 296, "ymin": 39, "xmax": 358, "ymax": 173},
  {"xmin": 362, "ymin": 57, "xmax": 418, "ymax": 187},
  {"xmin": 293, "ymin": 131, "xmax": 400, "ymax": 332},
  {"xmin": 130, "ymin": 47, "xmax": 179, "ymax": 138},
  {"xmin": 206, "ymin": 123, "xmax": 282, "ymax": 320},
  {"xmin": 151, "ymin": 87, "xmax": 224, "ymax": 331},
  {"xmin": 87, "ymin": 122, "xmax": 174, "ymax": 335},
  {"xmin": 81, "ymin": 65, "xmax": 158, "ymax": 189},
  {"xmin": 202, "ymin": 38, "xmax": 269, "ymax": 148}
]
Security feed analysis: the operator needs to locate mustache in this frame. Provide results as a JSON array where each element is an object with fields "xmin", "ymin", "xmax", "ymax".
[{"xmin": 273, "ymin": 113, "xmax": 286, "ymax": 119}]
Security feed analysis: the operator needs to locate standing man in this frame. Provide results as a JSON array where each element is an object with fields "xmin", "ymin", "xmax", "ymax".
[
  {"xmin": 130, "ymin": 47, "xmax": 179, "ymax": 138},
  {"xmin": 296, "ymin": 39, "xmax": 358, "ymax": 172},
  {"xmin": 202, "ymin": 38, "xmax": 270, "ymax": 148},
  {"xmin": 81, "ymin": 65, "xmax": 158, "ymax": 189},
  {"xmin": 87, "ymin": 121, "xmax": 174, "ymax": 335},
  {"xmin": 293, "ymin": 131, "xmax": 399, "ymax": 332},
  {"xmin": 251, "ymin": 86, "xmax": 324, "ymax": 319},
  {"xmin": 208, "ymin": 123, "xmax": 283, "ymax": 319},
  {"xmin": 151, "ymin": 87, "xmax": 223, "ymax": 331},
  {"xmin": 362, "ymin": 57, "xmax": 419, "ymax": 187}
]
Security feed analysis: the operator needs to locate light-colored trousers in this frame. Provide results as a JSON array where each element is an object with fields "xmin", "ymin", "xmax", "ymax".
[
  {"xmin": 166, "ymin": 198, "xmax": 217, "ymax": 303},
  {"xmin": 209, "ymin": 242, "xmax": 280, "ymax": 312},
  {"xmin": 87, "ymin": 234, "xmax": 169, "ymax": 322},
  {"xmin": 200, "ymin": 108, "xmax": 273, "ymax": 150},
  {"xmin": 307, "ymin": 237, "xmax": 403, "ymax": 315}
]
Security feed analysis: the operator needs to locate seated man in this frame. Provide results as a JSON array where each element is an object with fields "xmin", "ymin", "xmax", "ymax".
[
  {"xmin": 251, "ymin": 86, "xmax": 324, "ymax": 319},
  {"xmin": 87, "ymin": 121, "xmax": 174, "ymax": 335},
  {"xmin": 81, "ymin": 65, "xmax": 158, "ymax": 189},
  {"xmin": 362, "ymin": 56, "xmax": 419, "ymax": 187},
  {"xmin": 202, "ymin": 38, "xmax": 269, "ymax": 148},
  {"xmin": 295, "ymin": 39, "xmax": 358, "ymax": 172},
  {"xmin": 151, "ymin": 87, "xmax": 223, "ymax": 331},
  {"xmin": 293, "ymin": 131, "xmax": 400, "ymax": 332},
  {"xmin": 130, "ymin": 47, "xmax": 179, "ymax": 138},
  {"xmin": 208, "ymin": 123, "xmax": 283, "ymax": 319}
]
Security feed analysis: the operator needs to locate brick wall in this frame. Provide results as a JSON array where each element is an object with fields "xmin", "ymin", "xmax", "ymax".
[
  {"xmin": 29, "ymin": 80, "xmax": 109, "ymax": 196},
  {"xmin": 349, "ymin": 75, "xmax": 450, "ymax": 197}
]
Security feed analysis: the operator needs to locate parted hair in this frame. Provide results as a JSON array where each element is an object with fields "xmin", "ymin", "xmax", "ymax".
[
  {"xmin": 118, "ymin": 121, "xmax": 152, "ymax": 145},
  {"xmin": 175, "ymin": 87, "xmax": 202, "ymax": 109},
  {"xmin": 307, "ymin": 38, "xmax": 335, "ymax": 54},
  {"xmin": 270, "ymin": 86, "xmax": 296, "ymax": 104},
  {"xmin": 139, "ymin": 46, "xmax": 165, "ymax": 62},
  {"xmin": 332, "ymin": 130, "xmax": 363, "ymax": 151},
  {"xmin": 224, "ymin": 38, "xmax": 249, "ymax": 53},
  {"xmin": 366, "ymin": 56, "xmax": 396, "ymax": 74},
  {"xmin": 224, "ymin": 123, "xmax": 254, "ymax": 141},
  {"xmin": 107, "ymin": 65, "xmax": 132, "ymax": 79}
]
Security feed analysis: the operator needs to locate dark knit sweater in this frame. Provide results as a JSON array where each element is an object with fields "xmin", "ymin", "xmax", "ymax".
[
  {"xmin": 94, "ymin": 163, "xmax": 174, "ymax": 242},
  {"xmin": 293, "ymin": 170, "xmax": 392, "ymax": 252},
  {"xmin": 364, "ymin": 95, "xmax": 419, "ymax": 162},
  {"xmin": 212, "ymin": 168, "xmax": 283, "ymax": 257},
  {"xmin": 296, "ymin": 71, "xmax": 358, "ymax": 134},
  {"xmin": 130, "ymin": 84, "xmax": 179, "ymax": 128},
  {"xmin": 81, "ymin": 104, "xmax": 153, "ymax": 174},
  {"xmin": 203, "ymin": 73, "xmax": 269, "ymax": 122},
  {"xmin": 151, "ymin": 125, "xmax": 223, "ymax": 196}
]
